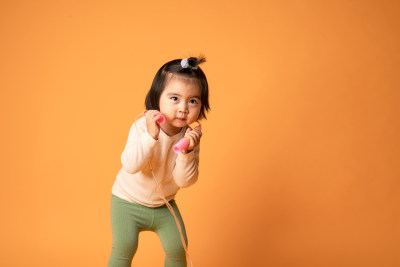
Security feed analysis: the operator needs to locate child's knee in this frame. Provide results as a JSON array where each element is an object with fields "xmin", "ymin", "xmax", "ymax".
[
  {"xmin": 165, "ymin": 249, "xmax": 186, "ymax": 266},
  {"xmin": 111, "ymin": 239, "xmax": 138, "ymax": 259},
  {"xmin": 164, "ymin": 240, "xmax": 187, "ymax": 259}
]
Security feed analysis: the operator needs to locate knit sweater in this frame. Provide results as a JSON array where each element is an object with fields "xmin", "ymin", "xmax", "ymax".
[{"xmin": 111, "ymin": 116, "xmax": 200, "ymax": 207}]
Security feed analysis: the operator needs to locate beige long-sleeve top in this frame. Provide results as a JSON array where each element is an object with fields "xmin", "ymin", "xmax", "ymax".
[{"xmin": 111, "ymin": 116, "xmax": 200, "ymax": 207}]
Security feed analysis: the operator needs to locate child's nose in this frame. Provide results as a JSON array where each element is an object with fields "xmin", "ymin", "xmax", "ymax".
[{"xmin": 178, "ymin": 102, "xmax": 188, "ymax": 113}]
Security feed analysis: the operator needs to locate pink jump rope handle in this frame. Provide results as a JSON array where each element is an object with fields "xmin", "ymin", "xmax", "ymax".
[
  {"xmin": 144, "ymin": 110, "xmax": 165, "ymax": 124},
  {"xmin": 173, "ymin": 125, "xmax": 202, "ymax": 153}
]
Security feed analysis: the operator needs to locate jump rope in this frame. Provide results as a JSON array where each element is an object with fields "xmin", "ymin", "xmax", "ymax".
[{"xmin": 130, "ymin": 109, "xmax": 202, "ymax": 267}]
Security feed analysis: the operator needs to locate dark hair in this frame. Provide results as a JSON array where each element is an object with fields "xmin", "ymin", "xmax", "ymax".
[{"xmin": 145, "ymin": 55, "xmax": 211, "ymax": 121}]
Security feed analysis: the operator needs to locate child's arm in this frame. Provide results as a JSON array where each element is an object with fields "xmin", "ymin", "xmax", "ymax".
[
  {"xmin": 120, "ymin": 119, "xmax": 158, "ymax": 174},
  {"xmin": 172, "ymin": 145, "xmax": 200, "ymax": 188}
]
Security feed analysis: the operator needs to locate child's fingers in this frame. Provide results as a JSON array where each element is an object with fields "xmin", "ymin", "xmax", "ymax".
[
  {"xmin": 185, "ymin": 131, "xmax": 200, "ymax": 147},
  {"xmin": 154, "ymin": 114, "xmax": 163, "ymax": 122},
  {"xmin": 186, "ymin": 135, "xmax": 195, "ymax": 150},
  {"xmin": 145, "ymin": 110, "xmax": 156, "ymax": 120},
  {"xmin": 188, "ymin": 129, "xmax": 202, "ymax": 141},
  {"xmin": 182, "ymin": 127, "xmax": 202, "ymax": 153},
  {"xmin": 146, "ymin": 110, "xmax": 159, "ymax": 116},
  {"xmin": 146, "ymin": 110, "xmax": 162, "ymax": 123},
  {"xmin": 187, "ymin": 127, "xmax": 202, "ymax": 135},
  {"xmin": 194, "ymin": 133, "xmax": 201, "ymax": 144},
  {"xmin": 195, "ymin": 129, "xmax": 202, "ymax": 138}
]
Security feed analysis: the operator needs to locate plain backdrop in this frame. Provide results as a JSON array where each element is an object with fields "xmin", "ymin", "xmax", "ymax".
[{"xmin": 0, "ymin": 0, "xmax": 399, "ymax": 266}]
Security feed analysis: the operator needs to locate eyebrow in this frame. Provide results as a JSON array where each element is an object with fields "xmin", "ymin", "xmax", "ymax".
[{"xmin": 166, "ymin": 92, "xmax": 201, "ymax": 100}]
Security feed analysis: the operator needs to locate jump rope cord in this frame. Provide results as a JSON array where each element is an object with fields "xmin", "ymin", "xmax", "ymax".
[
  {"xmin": 148, "ymin": 159, "xmax": 193, "ymax": 267},
  {"xmin": 132, "ymin": 110, "xmax": 194, "ymax": 267}
]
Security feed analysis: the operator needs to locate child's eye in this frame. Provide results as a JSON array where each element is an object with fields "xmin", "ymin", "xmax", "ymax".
[
  {"xmin": 189, "ymin": 99, "xmax": 198, "ymax": 104},
  {"xmin": 171, "ymin": 97, "xmax": 178, "ymax": 101}
]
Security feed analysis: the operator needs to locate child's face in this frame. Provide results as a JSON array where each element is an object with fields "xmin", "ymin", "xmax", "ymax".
[{"xmin": 159, "ymin": 75, "xmax": 202, "ymax": 131}]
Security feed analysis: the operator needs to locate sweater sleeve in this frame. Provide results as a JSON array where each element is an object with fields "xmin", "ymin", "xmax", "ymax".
[
  {"xmin": 121, "ymin": 119, "xmax": 158, "ymax": 174},
  {"xmin": 172, "ymin": 145, "xmax": 200, "ymax": 188}
]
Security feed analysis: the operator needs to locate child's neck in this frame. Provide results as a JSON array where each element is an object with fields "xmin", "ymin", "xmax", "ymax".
[{"xmin": 160, "ymin": 123, "xmax": 183, "ymax": 137}]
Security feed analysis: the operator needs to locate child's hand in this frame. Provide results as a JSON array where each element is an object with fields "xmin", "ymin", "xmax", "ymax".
[
  {"xmin": 181, "ymin": 127, "xmax": 202, "ymax": 154},
  {"xmin": 145, "ymin": 110, "xmax": 163, "ymax": 140}
]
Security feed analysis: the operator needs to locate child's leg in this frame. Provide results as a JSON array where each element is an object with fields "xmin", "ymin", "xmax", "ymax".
[
  {"xmin": 153, "ymin": 200, "xmax": 188, "ymax": 267},
  {"xmin": 108, "ymin": 195, "xmax": 152, "ymax": 267}
]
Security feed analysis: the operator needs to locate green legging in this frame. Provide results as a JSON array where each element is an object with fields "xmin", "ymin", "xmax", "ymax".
[{"xmin": 108, "ymin": 194, "xmax": 188, "ymax": 267}]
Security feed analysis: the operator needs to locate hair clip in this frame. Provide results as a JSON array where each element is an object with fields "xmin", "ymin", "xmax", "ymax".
[
  {"xmin": 181, "ymin": 58, "xmax": 198, "ymax": 69},
  {"xmin": 181, "ymin": 58, "xmax": 190, "ymax": 68}
]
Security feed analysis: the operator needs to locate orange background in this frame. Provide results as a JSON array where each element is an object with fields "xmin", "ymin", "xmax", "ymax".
[{"xmin": 1, "ymin": 1, "xmax": 399, "ymax": 266}]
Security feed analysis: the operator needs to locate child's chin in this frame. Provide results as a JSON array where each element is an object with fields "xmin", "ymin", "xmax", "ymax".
[{"xmin": 174, "ymin": 120, "xmax": 189, "ymax": 126}]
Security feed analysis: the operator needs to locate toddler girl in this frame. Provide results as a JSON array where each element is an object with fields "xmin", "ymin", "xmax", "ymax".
[{"xmin": 108, "ymin": 56, "xmax": 210, "ymax": 267}]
